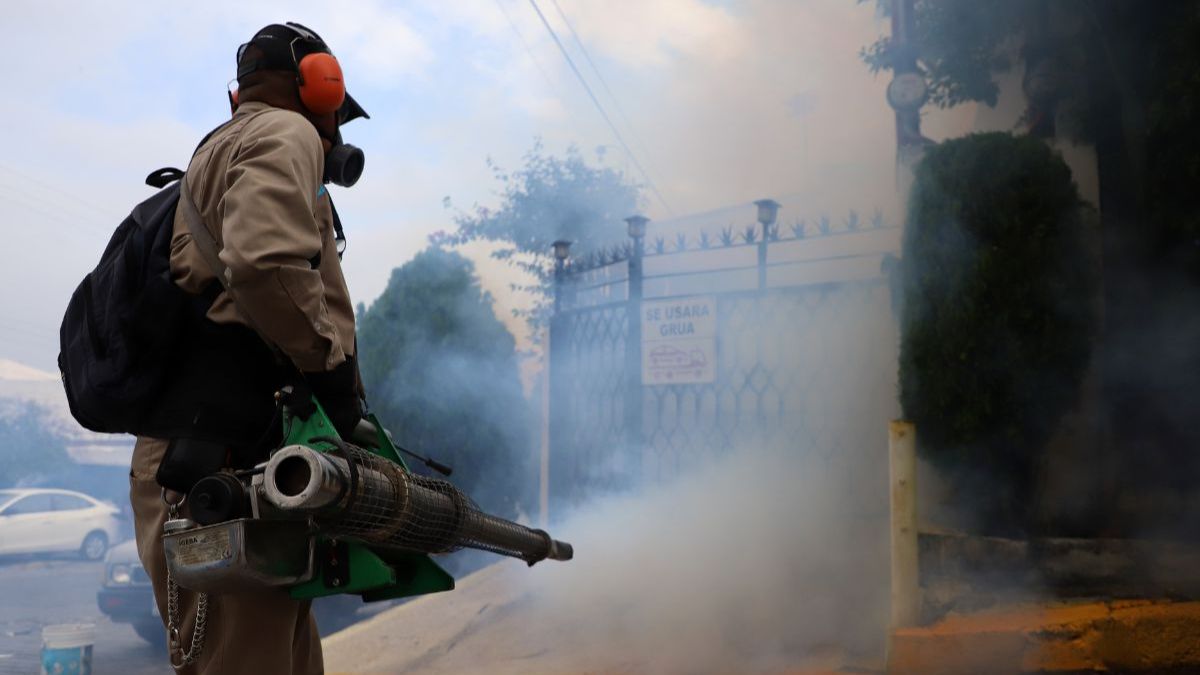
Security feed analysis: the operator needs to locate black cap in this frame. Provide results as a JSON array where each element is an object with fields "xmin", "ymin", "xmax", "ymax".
[{"xmin": 237, "ymin": 22, "xmax": 369, "ymax": 124}]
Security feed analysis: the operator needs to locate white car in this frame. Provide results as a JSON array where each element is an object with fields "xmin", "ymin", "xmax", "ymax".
[{"xmin": 0, "ymin": 488, "xmax": 122, "ymax": 560}]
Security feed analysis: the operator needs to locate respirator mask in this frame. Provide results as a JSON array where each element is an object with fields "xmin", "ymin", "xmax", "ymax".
[{"xmin": 323, "ymin": 129, "xmax": 365, "ymax": 188}]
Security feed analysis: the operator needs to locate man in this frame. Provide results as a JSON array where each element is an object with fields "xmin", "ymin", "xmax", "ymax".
[{"xmin": 129, "ymin": 23, "xmax": 368, "ymax": 673}]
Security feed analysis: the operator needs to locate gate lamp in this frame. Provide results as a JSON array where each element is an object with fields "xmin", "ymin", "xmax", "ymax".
[
  {"xmin": 754, "ymin": 199, "xmax": 781, "ymax": 227},
  {"xmin": 625, "ymin": 215, "xmax": 649, "ymax": 241},
  {"xmin": 552, "ymin": 240, "xmax": 573, "ymax": 261}
]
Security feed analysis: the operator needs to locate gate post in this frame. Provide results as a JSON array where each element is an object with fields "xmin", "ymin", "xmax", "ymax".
[
  {"xmin": 552, "ymin": 240, "xmax": 572, "ymax": 314},
  {"xmin": 625, "ymin": 216, "xmax": 648, "ymax": 485},
  {"xmin": 546, "ymin": 240, "xmax": 572, "ymax": 518},
  {"xmin": 754, "ymin": 199, "xmax": 780, "ymax": 290}
]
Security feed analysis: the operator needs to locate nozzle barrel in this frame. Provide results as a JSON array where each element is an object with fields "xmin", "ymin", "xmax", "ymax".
[
  {"xmin": 262, "ymin": 444, "xmax": 572, "ymax": 564},
  {"xmin": 547, "ymin": 538, "xmax": 573, "ymax": 561}
]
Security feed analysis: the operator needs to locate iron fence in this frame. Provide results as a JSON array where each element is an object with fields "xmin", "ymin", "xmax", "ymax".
[{"xmin": 548, "ymin": 206, "xmax": 902, "ymax": 512}]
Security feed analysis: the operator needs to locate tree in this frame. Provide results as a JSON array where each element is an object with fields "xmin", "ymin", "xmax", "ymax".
[
  {"xmin": 435, "ymin": 140, "xmax": 642, "ymax": 323},
  {"xmin": 356, "ymin": 248, "xmax": 532, "ymax": 525},
  {"xmin": 863, "ymin": 1, "xmax": 1200, "ymax": 534},
  {"xmin": 0, "ymin": 402, "xmax": 70, "ymax": 487},
  {"xmin": 900, "ymin": 133, "xmax": 1094, "ymax": 534},
  {"xmin": 861, "ymin": 1, "xmax": 1200, "ymax": 272}
]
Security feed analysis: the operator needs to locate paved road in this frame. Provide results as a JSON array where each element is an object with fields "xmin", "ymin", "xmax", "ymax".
[
  {"xmin": 0, "ymin": 554, "xmax": 168, "ymax": 675},
  {"xmin": 0, "ymin": 551, "xmax": 401, "ymax": 674}
]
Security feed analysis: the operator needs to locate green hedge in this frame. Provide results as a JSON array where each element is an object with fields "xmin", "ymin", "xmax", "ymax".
[{"xmin": 900, "ymin": 133, "xmax": 1095, "ymax": 488}]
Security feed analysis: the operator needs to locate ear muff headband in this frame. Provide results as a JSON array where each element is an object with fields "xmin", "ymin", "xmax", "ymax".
[
  {"xmin": 235, "ymin": 23, "xmax": 347, "ymax": 116},
  {"xmin": 284, "ymin": 23, "xmax": 345, "ymax": 116},
  {"xmin": 295, "ymin": 51, "xmax": 345, "ymax": 115}
]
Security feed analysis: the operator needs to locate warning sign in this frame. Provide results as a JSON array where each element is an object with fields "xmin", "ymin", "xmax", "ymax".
[{"xmin": 641, "ymin": 296, "xmax": 716, "ymax": 385}]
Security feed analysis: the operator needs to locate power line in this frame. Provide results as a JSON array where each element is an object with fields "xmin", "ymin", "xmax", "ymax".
[
  {"xmin": 525, "ymin": 0, "xmax": 674, "ymax": 216},
  {"xmin": 0, "ymin": 165, "xmax": 118, "ymax": 248},
  {"xmin": 0, "ymin": 162, "xmax": 115, "ymax": 220},
  {"xmin": 545, "ymin": 0, "xmax": 657, "ymax": 169},
  {"xmin": 492, "ymin": 0, "xmax": 567, "ymax": 98},
  {"xmin": 0, "ymin": 186, "xmax": 110, "ymax": 240}
]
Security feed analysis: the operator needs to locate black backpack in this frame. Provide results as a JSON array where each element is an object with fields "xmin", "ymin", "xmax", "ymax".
[{"xmin": 58, "ymin": 168, "xmax": 196, "ymax": 434}]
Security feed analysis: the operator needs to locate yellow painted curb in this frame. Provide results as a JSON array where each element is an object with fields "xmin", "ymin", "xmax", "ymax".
[{"xmin": 889, "ymin": 600, "xmax": 1200, "ymax": 674}]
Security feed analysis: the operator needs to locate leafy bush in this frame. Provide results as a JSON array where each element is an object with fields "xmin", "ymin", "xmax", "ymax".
[
  {"xmin": 357, "ymin": 248, "xmax": 532, "ymax": 525},
  {"xmin": 900, "ymin": 133, "xmax": 1095, "ymax": 527},
  {"xmin": 0, "ymin": 402, "xmax": 69, "ymax": 487},
  {"xmin": 433, "ymin": 141, "xmax": 641, "ymax": 326}
]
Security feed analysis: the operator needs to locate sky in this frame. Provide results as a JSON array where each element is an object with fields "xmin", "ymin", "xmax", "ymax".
[{"xmin": 0, "ymin": 0, "xmax": 977, "ymax": 371}]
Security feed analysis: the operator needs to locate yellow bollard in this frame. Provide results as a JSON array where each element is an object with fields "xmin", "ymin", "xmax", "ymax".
[{"xmin": 889, "ymin": 420, "xmax": 918, "ymax": 631}]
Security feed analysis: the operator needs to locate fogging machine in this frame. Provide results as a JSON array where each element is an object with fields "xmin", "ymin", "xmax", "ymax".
[{"xmin": 161, "ymin": 389, "xmax": 573, "ymax": 601}]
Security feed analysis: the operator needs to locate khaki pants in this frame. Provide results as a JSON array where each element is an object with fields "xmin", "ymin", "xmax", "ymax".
[{"xmin": 130, "ymin": 437, "xmax": 324, "ymax": 674}]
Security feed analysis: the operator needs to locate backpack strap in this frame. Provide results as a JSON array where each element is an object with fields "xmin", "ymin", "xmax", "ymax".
[
  {"xmin": 146, "ymin": 167, "xmax": 185, "ymax": 189},
  {"xmin": 174, "ymin": 107, "xmax": 282, "ymax": 345},
  {"xmin": 329, "ymin": 197, "xmax": 346, "ymax": 259},
  {"xmin": 178, "ymin": 172, "xmax": 275, "ymax": 350},
  {"xmin": 145, "ymin": 121, "xmax": 241, "ymax": 190}
]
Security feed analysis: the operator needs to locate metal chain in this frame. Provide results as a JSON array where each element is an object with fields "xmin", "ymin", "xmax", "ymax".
[
  {"xmin": 163, "ymin": 493, "xmax": 209, "ymax": 670},
  {"xmin": 167, "ymin": 567, "xmax": 208, "ymax": 669}
]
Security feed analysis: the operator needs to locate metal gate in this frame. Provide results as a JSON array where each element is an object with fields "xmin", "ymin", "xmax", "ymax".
[{"xmin": 548, "ymin": 206, "xmax": 902, "ymax": 512}]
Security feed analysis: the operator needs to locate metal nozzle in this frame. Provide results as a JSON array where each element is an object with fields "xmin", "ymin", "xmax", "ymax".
[{"xmin": 263, "ymin": 445, "xmax": 346, "ymax": 512}]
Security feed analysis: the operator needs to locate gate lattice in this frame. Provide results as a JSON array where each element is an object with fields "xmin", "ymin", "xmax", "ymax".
[{"xmin": 548, "ymin": 210, "xmax": 901, "ymax": 513}]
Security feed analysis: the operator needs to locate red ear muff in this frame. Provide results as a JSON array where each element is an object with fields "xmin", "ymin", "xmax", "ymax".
[{"xmin": 296, "ymin": 52, "xmax": 346, "ymax": 115}]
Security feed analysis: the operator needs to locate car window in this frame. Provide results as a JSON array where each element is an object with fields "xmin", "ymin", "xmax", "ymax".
[
  {"xmin": 3, "ymin": 494, "xmax": 56, "ymax": 515},
  {"xmin": 52, "ymin": 494, "xmax": 93, "ymax": 511}
]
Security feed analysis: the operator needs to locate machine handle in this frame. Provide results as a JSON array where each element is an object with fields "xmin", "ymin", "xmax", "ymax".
[{"xmin": 351, "ymin": 419, "xmax": 453, "ymax": 477}]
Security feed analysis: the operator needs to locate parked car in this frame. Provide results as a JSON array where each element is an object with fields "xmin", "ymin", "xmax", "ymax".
[
  {"xmin": 99, "ymin": 539, "xmax": 371, "ymax": 646},
  {"xmin": 0, "ymin": 488, "xmax": 122, "ymax": 560},
  {"xmin": 97, "ymin": 539, "xmax": 163, "ymax": 646}
]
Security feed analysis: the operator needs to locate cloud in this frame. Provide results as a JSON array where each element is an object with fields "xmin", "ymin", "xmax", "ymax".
[
  {"xmin": 317, "ymin": 4, "xmax": 434, "ymax": 86},
  {"xmin": 558, "ymin": 0, "xmax": 748, "ymax": 68},
  {"xmin": 787, "ymin": 91, "xmax": 820, "ymax": 118},
  {"xmin": 420, "ymin": 0, "xmax": 514, "ymax": 39}
]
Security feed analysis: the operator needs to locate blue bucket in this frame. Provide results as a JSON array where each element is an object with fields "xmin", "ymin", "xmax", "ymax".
[{"xmin": 40, "ymin": 623, "xmax": 94, "ymax": 675}]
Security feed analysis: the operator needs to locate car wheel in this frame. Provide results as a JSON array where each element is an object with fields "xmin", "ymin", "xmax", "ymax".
[
  {"xmin": 133, "ymin": 620, "xmax": 167, "ymax": 648},
  {"xmin": 80, "ymin": 531, "xmax": 108, "ymax": 561}
]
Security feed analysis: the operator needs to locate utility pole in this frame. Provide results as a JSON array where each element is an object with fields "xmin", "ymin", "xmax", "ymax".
[{"xmin": 886, "ymin": 0, "xmax": 930, "ymax": 195}]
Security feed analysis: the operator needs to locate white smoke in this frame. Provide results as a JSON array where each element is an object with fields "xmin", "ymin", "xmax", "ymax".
[{"xmin": 526, "ymin": 445, "xmax": 889, "ymax": 674}]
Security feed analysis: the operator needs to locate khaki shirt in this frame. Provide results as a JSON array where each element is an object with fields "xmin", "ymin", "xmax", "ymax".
[{"xmin": 170, "ymin": 101, "xmax": 355, "ymax": 373}]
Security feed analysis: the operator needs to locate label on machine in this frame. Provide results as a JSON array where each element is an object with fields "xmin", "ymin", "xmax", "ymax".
[{"xmin": 173, "ymin": 528, "xmax": 234, "ymax": 566}]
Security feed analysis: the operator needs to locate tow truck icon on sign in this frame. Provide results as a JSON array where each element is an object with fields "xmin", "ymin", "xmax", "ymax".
[{"xmin": 648, "ymin": 344, "xmax": 708, "ymax": 381}]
